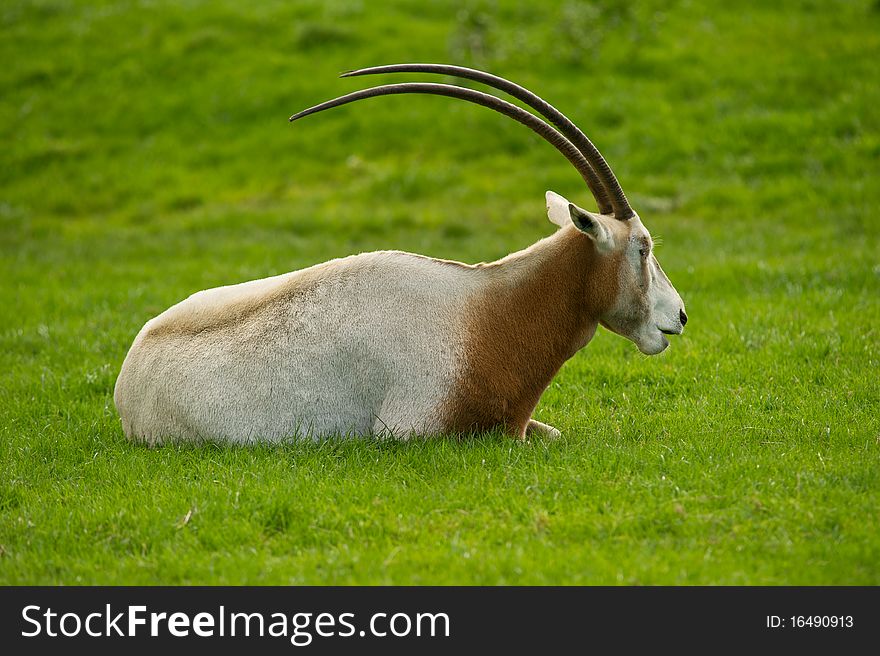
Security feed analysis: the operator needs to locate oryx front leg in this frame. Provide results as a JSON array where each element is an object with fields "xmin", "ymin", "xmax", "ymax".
[{"xmin": 526, "ymin": 419, "xmax": 561, "ymax": 440}]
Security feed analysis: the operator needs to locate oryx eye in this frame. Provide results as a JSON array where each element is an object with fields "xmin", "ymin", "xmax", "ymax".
[{"xmin": 639, "ymin": 247, "xmax": 649, "ymax": 259}]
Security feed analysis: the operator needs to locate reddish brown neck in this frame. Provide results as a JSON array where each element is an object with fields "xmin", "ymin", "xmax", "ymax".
[{"xmin": 442, "ymin": 225, "xmax": 620, "ymax": 436}]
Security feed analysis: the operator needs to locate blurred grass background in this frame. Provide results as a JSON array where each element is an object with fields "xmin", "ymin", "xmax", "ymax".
[{"xmin": 0, "ymin": 0, "xmax": 878, "ymax": 584}]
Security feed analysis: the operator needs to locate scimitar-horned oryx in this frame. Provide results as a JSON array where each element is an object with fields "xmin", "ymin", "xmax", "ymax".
[{"xmin": 114, "ymin": 63, "xmax": 688, "ymax": 444}]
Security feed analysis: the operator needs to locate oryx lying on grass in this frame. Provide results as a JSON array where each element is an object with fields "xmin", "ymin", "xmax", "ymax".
[{"xmin": 115, "ymin": 63, "xmax": 687, "ymax": 444}]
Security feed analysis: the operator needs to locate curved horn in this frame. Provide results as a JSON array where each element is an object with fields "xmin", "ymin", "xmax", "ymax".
[
  {"xmin": 342, "ymin": 63, "xmax": 632, "ymax": 220},
  {"xmin": 290, "ymin": 83, "xmax": 610, "ymax": 215}
]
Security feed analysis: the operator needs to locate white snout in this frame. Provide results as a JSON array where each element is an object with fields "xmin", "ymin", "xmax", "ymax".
[
  {"xmin": 636, "ymin": 329, "xmax": 670, "ymax": 355},
  {"xmin": 658, "ymin": 324, "xmax": 683, "ymax": 336}
]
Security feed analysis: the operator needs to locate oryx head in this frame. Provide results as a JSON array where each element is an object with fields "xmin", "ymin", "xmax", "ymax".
[
  {"xmin": 289, "ymin": 63, "xmax": 687, "ymax": 354},
  {"xmin": 545, "ymin": 191, "xmax": 686, "ymax": 354}
]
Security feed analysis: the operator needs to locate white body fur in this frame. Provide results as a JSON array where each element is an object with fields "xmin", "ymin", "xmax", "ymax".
[{"xmin": 115, "ymin": 251, "xmax": 479, "ymax": 443}]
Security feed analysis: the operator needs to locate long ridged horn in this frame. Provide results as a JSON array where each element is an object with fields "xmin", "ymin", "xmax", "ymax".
[
  {"xmin": 341, "ymin": 63, "xmax": 633, "ymax": 219},
  {"xmin": 290, "ymin": 83, "xmax": 611, "ymax": 216}
]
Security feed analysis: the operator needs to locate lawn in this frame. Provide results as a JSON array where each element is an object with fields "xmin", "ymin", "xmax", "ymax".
[{"xmin": 1, "ymin": 0, "xmax": 878, "ymax": 584}]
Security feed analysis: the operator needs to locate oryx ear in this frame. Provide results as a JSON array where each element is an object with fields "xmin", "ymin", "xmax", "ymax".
[
  {"xmin": 568, "ymin": 202, "xmax": 614, "ymax": 251},
  {"xmin": 546, "ymin": 190, "xmax": 572, "ymax": 228}
]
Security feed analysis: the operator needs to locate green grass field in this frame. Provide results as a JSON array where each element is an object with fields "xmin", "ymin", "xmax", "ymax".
[{"xmin": 1, "ymin": 0, "xmax": 878, "ymax": 584}]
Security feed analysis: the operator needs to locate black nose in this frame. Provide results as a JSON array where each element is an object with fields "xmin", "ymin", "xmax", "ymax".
[{"xmin": 680, "ymin": 309, "xmax": 688, "ymax": 326}]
